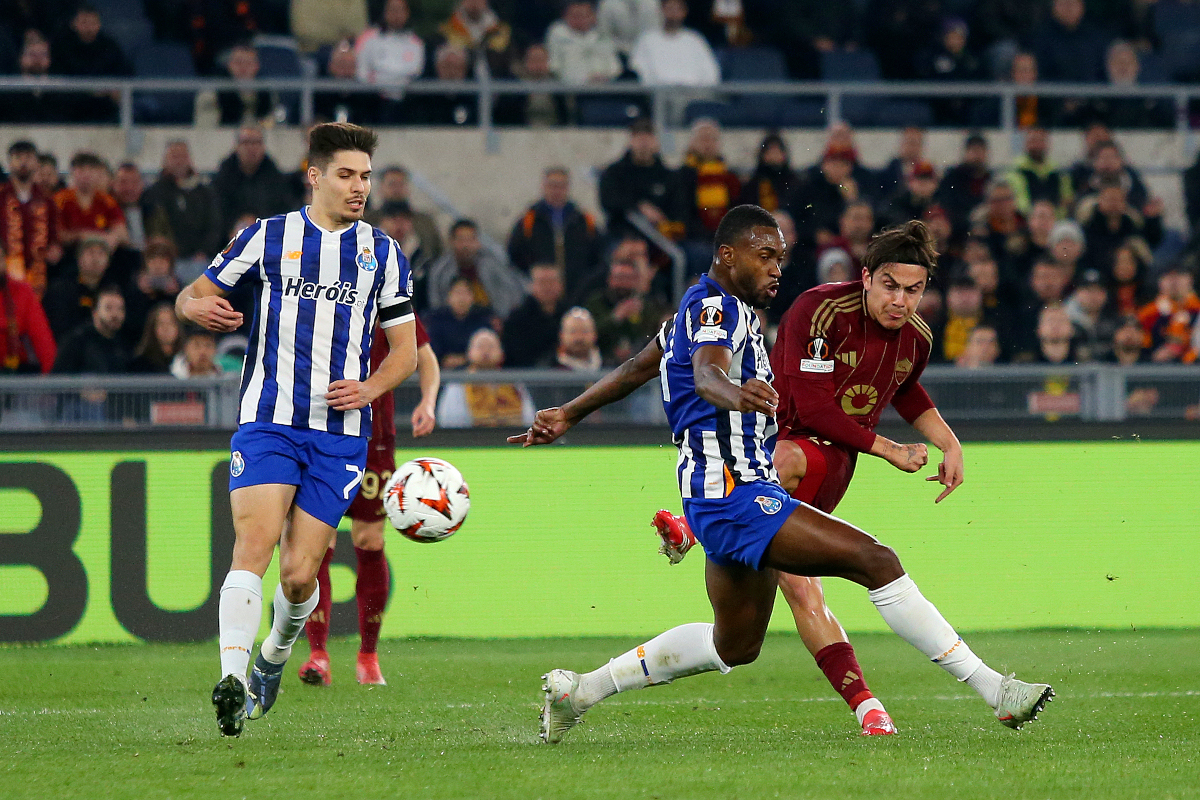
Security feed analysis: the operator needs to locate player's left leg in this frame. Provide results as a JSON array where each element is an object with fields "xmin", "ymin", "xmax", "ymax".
[
  {"xmin": 350, "ymin": 517, "xmax": 389, "ymax": 685},
  {"xmin": 299, "ymin": 543, "xmax": 335, "ymax": 686}
]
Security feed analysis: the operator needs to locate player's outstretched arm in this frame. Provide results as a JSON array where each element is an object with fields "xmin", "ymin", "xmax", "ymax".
[
  {"xmin": 411, "ymin": 343, "xmax": 440, "ymax": 437},
  {"xmin": 909, "ymin": 407, "xmax": 964, "ymax": 503},
  {"xmin": 175, "ymin": 275, "xmax": 243, "ymax": 332},
  {"xmin": 692, "ymin": 344, "xmax": 777, "ymax": 414},
  {"xmin": 508, "ymin": 337, "xmax": 663, "ymax": 446},
  {"xmin": 327, "ymin": 320, "xmax": 418, "ymax": 411}
]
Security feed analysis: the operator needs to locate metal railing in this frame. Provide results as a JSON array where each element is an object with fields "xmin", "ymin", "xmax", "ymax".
[
  {"xmin": 0, "ymin": 364, "xmax": 1196, "ymax": 433},
  {"xmin": 1, "ymin": 76, "xmax": 1196, "ymax": 151}
]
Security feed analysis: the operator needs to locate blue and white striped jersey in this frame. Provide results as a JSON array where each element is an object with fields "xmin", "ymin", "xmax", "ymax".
[
  {"xmin": 204, "ymin": 207, "xmax": 414, "ymax": 438},
  {"xmin": 660, "ymin": 275, "xmax": 778, "ymax": 499}
]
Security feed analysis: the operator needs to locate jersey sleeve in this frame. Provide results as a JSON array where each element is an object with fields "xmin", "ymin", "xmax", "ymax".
[
  {"xmin": 683, "ymin": 295, "xmax": 745, "ymax": 358},
  {"xmin": 378, "ymin": 234, "xmax": 415, "ymax": 329},
  {"xmin": 890, "ymin": 339, "xmax": 935, "ymax": 424},
  {"xmin": 653, "ymin": 314, "xmax": 675, "ymax": 352},
  {"xmin": 203, "ymin": 220, "xmax": 265, "ymax": 289}
]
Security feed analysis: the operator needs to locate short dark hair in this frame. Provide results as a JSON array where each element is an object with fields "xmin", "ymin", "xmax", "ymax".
[
  {"xmin": 862, "ymin": 220, "xmax": 939, "ymax": 277},
  {"xmin": 38, "ymin": 152, "xmax": 57, "ymax": 167},
  {"xmin": 381, "ymin": 165, "xmax": 408, "ymax": 180},
  {"xmin": 307, "ymin": 122, "xmax": 378, "ymax": 172},
  {"xmin": 714, "ymin": 204, "xmax": 779, "ymax": 253},
  {"xmin": 379, "ymin": 200, "xmax": 412, "ymax": 218},
  {"xmin": 8, "ymin": 140, "xmax": 36, "ymax": 157},
  {"xmin": 69, "ymin": 151, "xmax": 105, "ymax": 170},
  {"xmin": 965, "ymin": 132, "xmax": 986, "ymax": 149},
  {"xmin": 450, "ymin": 218, "xmax": 477, "ymax": 237},
  {"xmin": 96, "ymin": 283, "xmax": 124, "ymax": 302}
]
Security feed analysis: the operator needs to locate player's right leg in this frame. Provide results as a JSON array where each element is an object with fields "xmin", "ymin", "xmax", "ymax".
[
  {"xmin": 299, "ymin": 544, "xmax": 335, "ymax": 686},
  {"xmin": 763, "ymin": 504, "xmax": 1053, "ymax": 729}
]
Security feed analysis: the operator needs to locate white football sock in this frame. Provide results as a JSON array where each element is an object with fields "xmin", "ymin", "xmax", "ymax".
[
  {"xmin": 218, "ymin": 570, "xmax": 263, "ymax": 682},
  {"xmin": 259, "ymin": 584, "xmax": 320, "ymax": 665},
  {"xmin": 868, "ymin": 574, "xmax": 987, "ymax": 682},
  {"xmin": 854, "ymin": 697, "xmax": 886, "ymax": 725},
  {"xmin": 576, "ymin": 623, "xmax": 732, "ymax": 710},
  {"xmin": 964, "ymin": 664, "xmax": 1005, "ymax": 708}
]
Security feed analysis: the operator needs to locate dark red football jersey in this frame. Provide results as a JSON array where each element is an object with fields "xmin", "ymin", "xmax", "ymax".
[
  {"xmin": 367, "ymin": 316, "xmax": 429, "ymax": 445},
  {"xmin": 771, "ymin": 280, "xmax": 935, "ymax": 453}
]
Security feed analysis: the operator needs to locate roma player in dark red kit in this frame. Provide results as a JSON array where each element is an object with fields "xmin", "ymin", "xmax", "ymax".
[{"xmin": 299, "ymin": 316, "xmax": 440, "ymax": 685}]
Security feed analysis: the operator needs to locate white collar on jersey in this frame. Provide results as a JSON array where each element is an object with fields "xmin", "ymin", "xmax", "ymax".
[{"xmin": 301, "ymin": 205, "xmax": 360, "ymax": 235}]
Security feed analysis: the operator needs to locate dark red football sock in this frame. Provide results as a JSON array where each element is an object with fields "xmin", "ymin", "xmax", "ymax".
[
  {"xmin": 355, "ymin": 546, "xmax": 389, "ymax": 655},
  {"xmin": 815, "ymin": 642, "xmax": 875, "ymax": 711},
  {"xmin": 305, "ymin": 547, "xmax": 334, "ymax": 652}
]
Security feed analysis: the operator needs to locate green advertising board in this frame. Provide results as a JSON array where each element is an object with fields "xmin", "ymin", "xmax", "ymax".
[{"xmin": 1, "ymin": 441, "xmax": 1197, "ymax": 644}]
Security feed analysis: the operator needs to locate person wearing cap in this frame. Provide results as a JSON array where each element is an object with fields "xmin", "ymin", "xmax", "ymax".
[
  {"xmin": 878, "ymin": 160, "xmax": 940, "ymax": 229},
  {"xmin": 1076, "ymin": 178, "xmax": 1163, "ymax": 276},
  {"xmin": 42, "ymin": 235, "xmax": 115, "ymax": 341},
  {"xmin": 1065, "ymin": 268, "xmax": 1120, "ymax": 361},
  {"xmin": 740, "ymin": 133, "xmax": 800, "ymax": 214},
  {"xmin": 815, "ymin": 247, "xmax": 853, "ymax": 286},
  {"xmin": 598, "ymin": 117, "xmax": 686, "ymax": 240},
  {"xmin": 937, "ymin": 133, "xmax": 991, "ymax": 235},
  {"xmin": 1048, "ymin": 219, "xmax": 1085, "ymax": 280},
  {"xmin": 919, "ymin": 17, "xmax": 985, "ymax": 125}
]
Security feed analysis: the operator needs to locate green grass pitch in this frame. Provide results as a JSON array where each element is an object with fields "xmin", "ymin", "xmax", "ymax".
[{"xmin": 1, "ymin": 631, "xmax": 1197, "ymax": 799}]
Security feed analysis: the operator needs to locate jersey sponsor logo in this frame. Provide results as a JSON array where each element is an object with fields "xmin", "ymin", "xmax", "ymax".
[
  {"xmin": 698, "ymin": 306, "xmax": 723, "ymax": 327},
  {"xmin": 837, "ymin": 350, "xmax": 859, "ymax": 368},
  {"xmin": 356, "ymin": 246, "xmax": 378, "ymax": 272},
  {"xmin": 754, "ymin": 495, "xmax": 783, "ymax": 515},
  {"xmin": 894, "ymin": 357, "xmax": 913, "ymax": 383},
  {"xmin": 230, "ymin": 450, "xmax": 245, "ymax": 477},
  {"xmin": 841, "ymin": 384, "xmax": 879, "ymax": 416},
  {"xmin": 282, "ymin": 276, "xmax": 365, "ymax": 308}
]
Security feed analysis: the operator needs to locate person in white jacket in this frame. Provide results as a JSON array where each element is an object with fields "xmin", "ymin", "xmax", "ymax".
[
  {"xmin": 546, "ymin": 1, "xmax": 622, "ymax": 85},
  {"xmin": 598, "ymin": 0, "xmax": 662, "ymax": 57},
  {"xmin": 629, "ymin": 0, "xmax": 719, "ymax": 87},
  {"xmin": 356, "ymin": 0, "xmax": 426, "ymax": 99}
]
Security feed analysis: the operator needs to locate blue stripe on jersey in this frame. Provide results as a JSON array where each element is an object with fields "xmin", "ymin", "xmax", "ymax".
[
  {"xmin": 255, "ymin": 216, "xmax": 286, "ymax": 422},
  {"xmin": 209, "ymin": 220, "xmax": 262, "ymax": 289},
  {"xmin": 322, "ymin": 226, "xmax": 361, "ymax": 435},
  {"xmin": 289, "ymin": 219, "xmax": 322, "ymax": 428},
  {"xmin": 238, "ymin": 287, "xmax": 262, "ymax": 401}
]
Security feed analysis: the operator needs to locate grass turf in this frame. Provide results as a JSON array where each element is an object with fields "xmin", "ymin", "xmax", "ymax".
[{"xmin": 1, "ymin": 630, "xmax": 1196, "ymax": 799}]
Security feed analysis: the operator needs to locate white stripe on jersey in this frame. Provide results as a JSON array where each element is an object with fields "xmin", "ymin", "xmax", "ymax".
[
  {"xmin": 270, "ymin": 214, "xmax": 305, "ymax": 427},
  {"xmin": 340, "ymin": 223, "xmax": 381, "ymax": 437},
  {"xmin": 677, "ymin": 429, "xmax": 693, "ymax": 499},
  {"xmin": 239, "ymin": 278, "xmax": 271, "ymax": 421},
  {"xmin": 699, "ymin": 429, "xmax": 725, "ymax": 497},
  {"xmin": 304, "ymin": 225, "xmax": 345, "ymax": 430}
]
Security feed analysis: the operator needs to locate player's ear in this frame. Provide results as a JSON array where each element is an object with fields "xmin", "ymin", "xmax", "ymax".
[
  {"xmin": 717, "ymin": 243, "xmax": 735, "ymax": 268},
  {"xmin": 861, "ymin": 266, "xmax": 871, "ymax": 284},
  {"xmin": 307, "ymin": 164, "xmax": 321, "ymax": 190}
]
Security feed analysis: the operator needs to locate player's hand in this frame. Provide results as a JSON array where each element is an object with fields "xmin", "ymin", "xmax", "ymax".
[
  {"xmin": 736, "ymin": 379, "xmax": 778, "ymax": 415},
  {"xmin": 325, "ymin": 379, "xmax": 377, "ymax": 411},
  {"xmin": 926, "ymin": 446, "xmax": 963, "ymax": 503},
  {"xmin": 411, "ymin": 401, "xmax": 436, "ymax": 437},
  {"xmin": 184, "ymin": 295, "xmax": 243, "ymax": 332},
  {"xmin": 887, "ymin": 442, "xmax": 928, "ymax": 473},
  {"xmin": 507, "ymin": 407, "xmax": 571, "ymax": 446}
]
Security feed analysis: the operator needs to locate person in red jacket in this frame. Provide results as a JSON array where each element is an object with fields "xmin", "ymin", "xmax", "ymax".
[
  {"xmin": 298, "ymin": 316, "xmax": 440, "ymax": 685},
  {"xmin": 0, "ymin": 271, "xmax": 56, "ymax": 373}
]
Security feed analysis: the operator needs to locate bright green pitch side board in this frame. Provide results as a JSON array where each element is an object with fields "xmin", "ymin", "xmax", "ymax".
[{"xmin": 1, "ymin": 442, "xmax": 1197, "ymax": 644}]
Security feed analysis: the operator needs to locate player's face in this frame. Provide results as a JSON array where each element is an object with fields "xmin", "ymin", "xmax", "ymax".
[
  {"xmin": 311, "ymin": 150, "xmax": 372, "ymax": 224},
  {"xmin": 724, "ymin": 225, "xmax": 785, "ymax": 309},
  {"xmin": 863, "ymin": 263, "xmax": 928, "ymax": 330}
]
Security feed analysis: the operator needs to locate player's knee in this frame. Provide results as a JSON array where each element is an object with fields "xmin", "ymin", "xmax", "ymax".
[
  {"xmin": 779, "ymin": 575, "xmax": 824, "ymax": 614},
  {"xmin": 861, "ymin": 541, "xmax": 903, "ymax": 585},
  {"xmin": 719, "ymin": 639, "xmax": 763, "ymax": 667},
  {"xmin": 277, "ymin": 563, "xmax": 318, "ymax": 601}
]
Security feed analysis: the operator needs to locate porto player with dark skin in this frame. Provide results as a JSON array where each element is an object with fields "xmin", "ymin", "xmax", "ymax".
[{"xmin": 514, "ymin": 210, "xmax": 1051, "ymax": 742}]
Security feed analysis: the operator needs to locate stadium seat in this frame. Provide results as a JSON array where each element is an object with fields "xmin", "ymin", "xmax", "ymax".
[
  {"xmin": 776, "ymin": 98, "xmax": 827, "ymax": 128},
  {"xmin": 577, "ymin": 97, "xmax": 648, "ymax": 126},
  {"xmin": 717, "ymin": 46, "xmax": 787, "ymax": 82},
  {"xmin": 1139, "ymin": 52, "xmax": 1174, "ymax": 85},
  {"xmin": 106, "ymin": 16, "xmax": 155, "ymax": 61},
  {"xmin": 132, "ymin": 41, "xmax": 195, "ymax": 124},
  {"xmin": 256, "ymin": 43, "xmax": 303, "ymax": 124},
  {"xmin": 874, "ymin": 99, "xmax": 933, "ymax": 128},
  {"xmin": 820, "ymin": 50, "xmax": 882, "ymax": 126},
  {"xmin": 1154, "ymin": 3, "xmax": 1200, "ymax": 81},
  {"xmin": 683, "ymin": 99, "xmax": 734, "ymax": 126}
]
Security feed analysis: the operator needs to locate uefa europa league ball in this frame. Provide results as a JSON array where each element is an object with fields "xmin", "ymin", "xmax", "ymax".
[{"xmin": 382, "ymin": 457, "xmax": 470, "ymax": 542}]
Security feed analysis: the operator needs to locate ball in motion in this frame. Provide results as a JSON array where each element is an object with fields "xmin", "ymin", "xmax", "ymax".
[{"xmin": 383, "ymin": 457, "xmax": 470, "ymax": 542}]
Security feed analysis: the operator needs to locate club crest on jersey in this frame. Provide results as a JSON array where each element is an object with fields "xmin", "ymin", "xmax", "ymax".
[
  {"xmin": 894, "ymin": 357, "xmax": 913, "ymax": 383},
  {"xmin": 754, "ymin": 495, "xmax": 783, "ymax": 515},
  {"xmin": 356, "ymin": 247, "xmax": 378, "ymax": 272},
  {"xmin": 230, "ymin": 450, "xmax": 245, "ymax": 477},
  {"xmin": 801, "ymin": 336, "xmax": 834, "ymax": 373}
]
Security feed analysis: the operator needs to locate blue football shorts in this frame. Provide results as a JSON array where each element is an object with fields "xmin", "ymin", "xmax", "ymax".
[
  {"xmin": 228, "ymin": 422, "xmax": 369, "ymax": 528},
  {"xmin": 682, "ymin": 481, "xmax": 801, "ymax": 570}
]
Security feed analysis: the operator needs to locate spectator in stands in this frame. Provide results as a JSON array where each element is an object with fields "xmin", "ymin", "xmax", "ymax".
[
  {"xmin": 204, "ymin": 43, "xmax": 276, "ymax": 127},
  {"xmin": 1010, "ymin": 51, "xmax": 1047, "ymax": 129},
  {"xmin": 43, "ymin": 236, "xmax": 113, "ymax": 340},
  {"xmin": 920, "ymin": 18, "xmax": 985, "ymax": 126},
  {"xmin": 171, "ymin": 326, "xmax": 223, "ymax": 378},
  {"xmin": 551, "ymin": 306, "xmax": 602, "ymax": 370},
  {"xmin": 502, "ymin": 264, "xmax": 567, "ymax": 367},
  {"xmin": 1108, "ymin": 316, "xmax": 1148, "ymax": 365},
  {"xmin": 291, "ymin": 0, "xmax": 368, "ymax": 53},
  {"xmin": 789, "ymin": 143, "xmax": 857, "ymax": 250},
  {"xmin": 50, "ymin": 4, "xmax": 129, "ymax": 123},
  {"xmin": 1073, "ymin": 139, "xmax": 1148, "ymax": 213},
  {"xmin": 598, "ymin": 117, "xmax": 685, "ymax": 240},
  {"xmin": 428, "ymin": 219, "xmax": 526, "ymax": 318},
  {"xmin": 1014, "ymin": 199, "xmax": 1056, "ymax": 275},
  {"xmin": 0, "ymin": 140, "xmax": 60, "ymax": 296},
  {"xmin": 1185, "ymin": 146, "xmax": 1200, "ymax": 244},
  {"xmin": 1110, "ymin": 241, "xmax": 1151, "ymax": 316},
  {"xmin": 51, "ymin": 283, "xmax": 130, "ymax": 374},
  {"xmin": 547, "ymin": 1, "xmax": 622, "ymax": 85},
  {"xmin": 940, "ymin": 274, "xmax": 984, "ymax": 363},
  {"xmin": 356, "ymin": 0, "xmax": 425, "ymax": 120},
  {"xmin": 185, "ymin": 0, "xmax": 261, "ymax": 75},
  {"xmin": 1049, "ymin": 219, "xmax": 1085, "ymax": 282},
  {"xmin": 1069, "ymin": 121, "xmax": 1112, "ymax": 187},
  {"xmin": 1087, "ymin": 40, "xmax": 1173, "ymax": 128},
  {"xmin": 423, "ymin": 276, "xmax": 494, "ymax": 369},
  {"xmin": 937, "ymin": 133, "xmax": 991, "ymax": 237},
  {"xmin": 878, "ymin": 160, "xmax": 940, "ymax": 230},
  {"xmin": 0, "ymin": 271, "xmax": 55, "ymax": 373},
  {"xmin": 142, "ymin": 140, "xmax": 223, "ymax": 282},
  {"xmin": 506, "ymin": 166, "xmax": 602, "ymax": 300},
  {"xmin": 369, "ymin": 165, "xmax": 443, "ymax": 263},
  {"xmin": 761, "ymin": 0, "xmax": 858, "ymax": 80},
  {"xmin": 123, "ymin": 238, "xmax": 180, "ymax": 347},
  {"xmin": 878, "ymin": 127, "xmax": 926, "ymax": 203},
  {"xmin": 964, "ymin": 244, "xmax": 1017, "ymax": 321},
  {"xmin": 1032, "ymin": 0, "xmax": 1108, "ymax": 82},
  {"xmin": 376, "ymin": 201, "xmax": 433, "ymax": 308},
  {"xmin": 863, "ymin": 0, "xmax": 942, "ymax": 80},
  {"xmin": 0, "ymin": 32, "xmax": 67, "ymax": 124},
  {"xmin": 956, "ymin": 323, "xmax": 1002, "ymax": 368},
  {"xmin": 437, "ymin": 0, "xmax": 516, "ymax": 78},
  {"xmin": 407, "ymin": 43, "xmax": 478, "ymax": 125},
  {"xmin": 211, "ymin": 127, "xmax": 297, "ymax": 236},
  {"xmin": 437, "ymin": 328, "xmax": 535, "ymax": 428},
  {"xmin": 314, "ymin": 40, "xmax": 377, "ymax": 124},
  {"xmin": 1077, "ymin": 181, "xmax": 1163, "ymax": 276},
  {"xmin": 34, "ymin": 153, "xmax": 62, "ymax": 197},
  {"xmin": 111, "ymin": 163, "xmax": 147, "ymax": 251},
  {"xmin": 598, "ymin": 0, "xmax": 662, "ymax": 57},
  {"xmin": 584, "ymin": 256, "xmax": 670, "ymax": 363},
  {"xmin": 501, "ymin": 43, "xmax": 570, "ymax": 127},
  {"xmin": 1012, "ymin": 254, "xmax": 1074, "ymax": 357},
  {"xmin": 129, "ymin": 301, "xmax": 179, "ymax": 374},
  {"xmin": 678, "ymin": 120, "xmax": 741, "ymax": 263},
  {"xmin": 54, "ymin": 152, "xmax": 128, "ymax": 253},
  {"xmin": 969, "ymin": 179, "xmax": 1029, "ymax": 269},
  {"xmin": 740, "ymin": 133, "xmax": 799, "ymax": 215},
  {"xmin": 820, "ymin": 200, "xmax": 874, "ymax": 272},
  {"xmin": 1007, "ymin": 128, "xmax": 1073, "ymax": 215},
  {"xmin": 1065, "ymin": 268, "xmax": 1119, "ymax": 362},
  {"xmin": 629, "ymin": 0, "xmax": 719, "ymax": 89},
  {"xmin": 816, "ymin": 247, "xmax": 854, "ymax": 285},
  {"xmin": 1138, "ymin": 265, "xmax": 1200, "ymax": 363},
  {"xmin": 1034, "ymin": 303, "xmax": 1080, "ymax": 365}
]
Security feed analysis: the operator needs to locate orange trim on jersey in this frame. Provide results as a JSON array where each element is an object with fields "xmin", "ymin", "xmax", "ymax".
[{"xmin": 723, "ymin": 464, "xmax": 735, "ymax": 497}]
